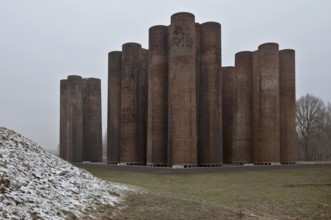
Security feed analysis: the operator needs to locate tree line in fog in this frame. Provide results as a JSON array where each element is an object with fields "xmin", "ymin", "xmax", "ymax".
[{"xmin": 296, "ymin": 93, "xmax": 331, "ymax": 161}]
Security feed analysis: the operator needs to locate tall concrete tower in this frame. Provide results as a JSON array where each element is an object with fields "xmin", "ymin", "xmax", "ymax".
[
  {"xmin": 279, "ymin": 49, "xmax": 296, "ymax": 164},
  {"xmin": 195, "ymin": 23, "xmax": 201, "ymax": 141},
  {"xmin": 59, "ymin": 79, "xmax": 68, "ymax": 160},
  {"xmin": 138, "ymin": 48, "xmax": 149, "ymax": 164},
  {"xmin": 198, "ymin": 22, "xmax": 222, "ymax": 166},
  {"xmin": 222, "ymin": 66, "xmax": 235, "ymax": 163},
  {"xmin": 233, "ymin": 51, "xmax": 253, "ymax": 164},
  {"xmin": 252, "ymin": 50, "xmax": 259, "ymax": 161},
  {"xmin": 107, "ymin": 51, "xmax": 122, "ymax": 164},
  {"xmin": 83, "ymin": 78, "xmax": 102, "ymax": 162},
  {"xmin": 120, "ymin": 43, "xmax": 144, "ymax": 165},
  {"xmin": 67, "ymin": 75, "xmax": 84, "ymax": 162},
  {"xmin": 254, "ymin": 43, "xmax": 280, "ymax": 164},
  {"xmin": 147, "ymin": 25, "xmax": 169, "ymax": 166},
  {"xmin": 168, "ymin": 12, "xmax": 197, "ymax": 167}
]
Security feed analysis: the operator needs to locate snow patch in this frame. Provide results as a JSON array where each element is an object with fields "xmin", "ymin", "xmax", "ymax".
[{"xmin": 0, "ymin": 127, "xmax": 134, "ymax": 219}]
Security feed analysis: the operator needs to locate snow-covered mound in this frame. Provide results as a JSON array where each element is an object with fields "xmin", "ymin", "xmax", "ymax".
[{"xmin": 0, "ymin": 127, "xmax": 133, "ymax": 219}]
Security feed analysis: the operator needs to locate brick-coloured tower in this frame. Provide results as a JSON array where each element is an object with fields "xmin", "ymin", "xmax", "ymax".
[
  {"xmin": 83, "ymin": 78, "xmax": 102, "ymax": 162},
  {"xmin": 67, "ymin": 75, "xmax": 84, "ymax": 162},
  {"xmin": 60, "ymin": 75, "xmax": 102, "ymax": 162},
  {"xmin": 147, "ymin": 25, "xmax": 168, "ymax": 166},
  {"xmin": 195, "ymin": 23, "xmax": 201, "ymax": 142},
  {"xmin": 138, "ymin": 48, "xmax": 149, "ymax": 164},
  {"xmin": 107, "ymin": 51, "xmax": 122, "ymax": 164},
  {"xmin": 120, "ymin": 43, "xmax": 144, "ymax": 165},
  {"xmin": 254, "ymin": 43, "xmax": 280, "ymax": 164},
  {"xmin": 279, "ymin": 49, "xmax": 296, "ymax": 164},
  {"xmin": 252, "ymin": 50, "xmax": 259, "ymax": 162},
  {"xmin": 233, "ymin": 51, "xmax": 253, "ymax": 164},
  {"xmin": 168, "ymin": 12, "xmax": 197, "ymax": 167},
  {"xmin": 222, "ymin": 66, "xmax": 235, "ymax": 164},
  {"xmin": 59, "ymin": 79, "xmax": 68, "ymax": 160},
  {"xmin": 198, "ymin": 22, "xmax": 222, "ymax": 166}
]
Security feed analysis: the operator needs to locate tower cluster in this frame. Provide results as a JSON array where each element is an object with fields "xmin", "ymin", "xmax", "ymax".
[
  {"xmin": 59, "ymin": 12, "xmax": 296, "ymax": 167},
  {"xmin": 60, "ymin": 76, "xmax": 102, "ymax": 162},
  {"xmin": 107, "ymin": 12, "xmax": 296, "ymax": 167},
  {"xmin": 223, "ymin": 46, "xmax": 296, "ymax": 165}
]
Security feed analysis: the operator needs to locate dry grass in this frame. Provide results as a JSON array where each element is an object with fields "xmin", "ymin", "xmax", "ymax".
[{"xmin": 86, "ymin": 166, "xmax": 331, "ymax": 219}]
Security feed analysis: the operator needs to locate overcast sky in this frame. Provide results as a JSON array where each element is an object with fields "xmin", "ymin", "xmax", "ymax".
[{"xmin": 0, "ymin": 0, "xmax": 330, "ymax": 150}]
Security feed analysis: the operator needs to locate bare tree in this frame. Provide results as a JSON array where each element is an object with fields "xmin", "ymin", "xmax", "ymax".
[
  {"xmin": 296, "ymin": 94, "xmax": 326, "ymax": 160},
  {"xmin": 324, "ymin": 103, "xmax": 331, "ymax": 135},
  {"xmin": 323, "ymin": 103, "xmax": 331, "ymax": 157}
]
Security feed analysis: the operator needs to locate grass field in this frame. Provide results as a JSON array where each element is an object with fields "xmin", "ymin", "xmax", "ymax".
[{"xmin": 86, "ymin": 166, "xmax": 331, "ymax": 219}]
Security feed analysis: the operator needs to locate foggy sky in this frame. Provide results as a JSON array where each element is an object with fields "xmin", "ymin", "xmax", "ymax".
[{"xmin": 0, "ymin": 0, "xmax": 330, "ymax": 150}]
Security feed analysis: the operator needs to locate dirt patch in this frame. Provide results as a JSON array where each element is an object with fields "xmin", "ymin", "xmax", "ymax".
[{"xmin": 99, "ymin": 192, "xmax": 262, "ymax": 220}]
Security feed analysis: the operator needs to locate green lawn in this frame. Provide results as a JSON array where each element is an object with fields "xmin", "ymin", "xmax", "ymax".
[{"xmin": 86, "ymin": 166, "xmax": 331, "ymax": 219}]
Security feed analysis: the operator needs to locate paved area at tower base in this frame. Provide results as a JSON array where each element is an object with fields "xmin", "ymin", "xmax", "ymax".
[{"xmin": 74, "ymin": 162, "xmax": 331, "ymax": 174}]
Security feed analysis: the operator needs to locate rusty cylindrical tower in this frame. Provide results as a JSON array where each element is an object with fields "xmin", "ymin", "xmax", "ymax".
[
  {"xmin": 83, "ymin": 78, "xmax": 102, "ymax": 162},
  {"xmin": 59, "ymin": 79, "xmax": 68, "ymax": 160},
  {"xmin": 107, "ymin": 51, "xmax": 122, "ymax": 164},
  {"xmin": 168, "ymin": 12, "xmax": 197, "ymax": 167},
  {"xmin": 67, "ymin": 75, "xmax": 84, "ymax": 162},
  {"xmin": 147, "ymin": 25, "xmax": 168, "ymax": 166},
  {"xmin": 233, "ymin": 51, "xmax": 253, "ymax": 164},
  {"xmin": 221, "ymin": 66, "xmax": 235, "ymax": 163},
  {"xmin": 120, "ymin": 42, "xmax": 143, "ymax": 165},
  {"xmin": 198, "ymin": 22, "xmax": 222, "ymax": 166},
  {"xmin": 254, "ymin": 43, "xmax": 280, "ymax": 164},
  {"xmin": 195, "ymin": 23, "xmax": 201, "ymax": 153},
  {"xmin": 138, "ymin": 48, "xmax": 149, "ymax": 165},
  {"xmin": 252, "ymin": 50, "xmax": 259, "ymax": 162},
  {"xmin": 279, "ymin": 49, "xmax": 296, "ymax": 164}
]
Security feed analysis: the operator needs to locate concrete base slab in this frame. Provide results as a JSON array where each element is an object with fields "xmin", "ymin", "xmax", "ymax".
[
  {"xmin": 244, "ymin": 163, "xmax": 254, "ymax": 167},
  {"xmin": 172, "ymin": 165, "xmax": 185, "ymax": 169}
]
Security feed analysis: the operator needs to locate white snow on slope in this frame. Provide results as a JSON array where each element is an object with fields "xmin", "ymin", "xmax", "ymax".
[{"xmin": 0, "ymin": 127, "xmax": 133, "ymax": 219}]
